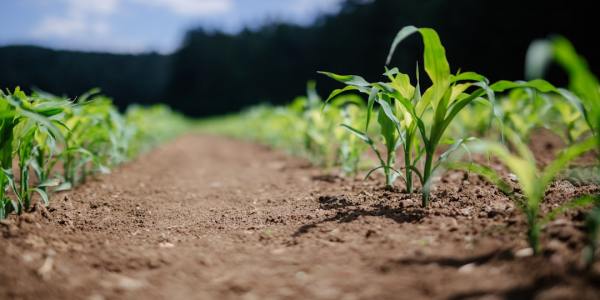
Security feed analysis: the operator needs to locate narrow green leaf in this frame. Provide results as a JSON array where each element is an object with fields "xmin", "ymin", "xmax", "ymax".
[
  {"xmin": 542, "ymin": 194, "xmax": 599, "ymax": 225},
  {"xmin": 32, "ymin": 188, "xmax": 49, "ymax": 206},
  {"xmin": 341, "ymin": 124, "xmax": 371, "ymax": 143},
  {"xmin": 317, "ymin": 71, "xmax": 370, "ymax": 87},
  {"xmin": 490, "ymin": 79, "xmax": 557, "ymax": 93},
  {"xmin": 446, "ymin": 161, "xmax": 514, "ymax": 195},
  {"xmin": 385, "ymin": 25, "xmax": 419, "ymax": 65}
]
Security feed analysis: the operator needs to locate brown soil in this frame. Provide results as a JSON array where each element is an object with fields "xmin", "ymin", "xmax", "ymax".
[{"xmin": 1, "ymin": 134, "xmax": 599, "ymax": 300}]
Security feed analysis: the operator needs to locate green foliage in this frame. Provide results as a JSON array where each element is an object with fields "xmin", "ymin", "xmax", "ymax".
[
  {"xmin": 320, "ymin": 26, "xmax": 556, "ymax": 206},
  {"xmin": 0, "ymin": 89, "xmax": 188, "ymax": 219},
  {"xmin": 450, "ymin": 130, "xmax": 598, "ymax": 254},
  {"xmin": 199, "ymin": 82, "xmax": 367, "ymax": 175},
  {"xmin": 526, "ymin": 37, "xmax": 600, "ymax": 146}
]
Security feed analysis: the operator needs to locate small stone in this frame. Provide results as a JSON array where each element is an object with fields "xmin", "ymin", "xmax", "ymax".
[
  {"xmin": 159, "ymin": 242, "xmax": 175, "ymax": 248},
  {"xmin": 458, "ymin": 263, "xmax": 476, "ymax": 273},
  {"xmin": 116, "ymin": 276, "xmax": 145, "ymax": 291},
  {"xmin": 515, "ymin": 248, "xmax": 534, "ymax": 258},
  {"xmin": 271, "ymin": 248, "xmax": 286, "ymax": 255}
]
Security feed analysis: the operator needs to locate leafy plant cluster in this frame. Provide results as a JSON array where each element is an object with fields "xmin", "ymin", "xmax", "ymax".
[
  {"xmin": 200, "ymin": 82, "xmax": 369, "ymax": 175},
  {"xmin": 207, "ymin": 26, "xmax": 599, "ymax": 262},
  {"xmin": 0, "ymin": 89, "xmax": 188, "ymax": 219},
  {"xmin": 319, "ymin": 26, "xmax": 600, "ymax": 259}
]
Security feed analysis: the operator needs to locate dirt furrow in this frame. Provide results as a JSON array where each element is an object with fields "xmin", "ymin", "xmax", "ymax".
[{"xmin": 1, "ymin": 134, "xmax": 599, "ymax": 300}]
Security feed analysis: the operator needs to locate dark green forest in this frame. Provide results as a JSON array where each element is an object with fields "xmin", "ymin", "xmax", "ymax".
[{"xmin": 1, "ymin": 0, "xmax": 598, "ymax": 116}]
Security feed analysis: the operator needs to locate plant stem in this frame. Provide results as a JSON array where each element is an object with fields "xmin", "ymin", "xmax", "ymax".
[
  {"xmin": 421, "ymin": 151, "xmax": 434, "ymax": 207},
  {"xmin": 528, "ymin": 222, "xmax": 541, "ymax": 255},
  {"xmin": 385, "ymin": 148, "xmax": 394, "ymax": 188},
  {"xmin": 404, "ymin": 141, "xmax": 413, "ymax": 193},
  {"xmin": 527, "ymin": 208, "xmax": 541, "ymax": 254}
]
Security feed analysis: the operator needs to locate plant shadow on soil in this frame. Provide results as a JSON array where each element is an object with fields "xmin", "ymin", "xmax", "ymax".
[
  {"xmin": 293, "ymin": 193, "xmax": 426, "ymax": 237},
  {"xmin": 447, "ymin": 271, "xmax": 600, "ymax": 300}
]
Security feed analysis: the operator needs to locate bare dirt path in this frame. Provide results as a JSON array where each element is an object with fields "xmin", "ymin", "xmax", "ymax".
[{"xmin": 1, "ymin": 134, "xmax": 599, "ymax": 300}]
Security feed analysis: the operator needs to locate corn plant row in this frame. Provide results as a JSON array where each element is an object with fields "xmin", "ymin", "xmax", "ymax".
[
  {"xmin": 0, "ymin": 89, "xmax": 188, "ymax": 219},
  {"xmin": 317, "ymin": 26, "xmax": 599, "ymax": 259},
  {"xmin": 207, "ymin": 26, "xmax": 599, "ymax": 260},
  {"xmin": 199, "ymin": 82, "xmax": 370, "ymax": 175}
]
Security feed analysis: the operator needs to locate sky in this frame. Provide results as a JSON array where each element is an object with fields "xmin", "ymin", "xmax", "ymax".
[{"xmin": 0, "ymin": 0, "xmax": 344, "ymax": 54}]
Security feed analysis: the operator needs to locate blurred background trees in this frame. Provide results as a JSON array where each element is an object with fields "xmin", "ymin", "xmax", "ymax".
[{"xmin": 1, "ymin": 0, "xmax": 598, "ymax": 116}]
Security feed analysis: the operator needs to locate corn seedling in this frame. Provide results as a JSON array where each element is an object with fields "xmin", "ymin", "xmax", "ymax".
[
  {"xmin": 320, "ymin": 26, "xmax": 556, "ymax": 206},
  {"xmin": 0, "ymin": 88, "xmax": 66, "ymax": 216},
  {"xmin": 450, "ymin": 129, "xmax": 598, "ymax": 254},
  {"xmin": 0, "ymin": 88, "xmax": 189, "ymax": 219},
  {"xmin": 199, "ymin": 83, "xmax": 366, "ymax": 175},
  {"xmin": 527, "ymin": 37, "xmax": 600, "ymax": 146}
]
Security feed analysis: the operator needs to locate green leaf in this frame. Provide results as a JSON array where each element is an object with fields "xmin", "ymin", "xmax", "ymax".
[
  {"xmin": 365, "ymin": 87, "xmax": 378, "ymax": 131},
  {"xmin": 317, "ymin": 71, "xmax": 370, "ymax": 87},
  {"xmin": 32, "ymin": 188, "xmax": 49, "ymax": 206},
  {"xmin": 542, "ymin": 194, "xmax": 599, "ymax": 225},
  {"xmin": 340, "ymin": 124, "xmax": 371, "ymax": 144},
  {"xmin": 541, "ymin": 137, "xmax": 598, "ymax": 188},
  {"xmin": 377, "ymin": 98, "xmax": 402, "ymax": 130},
  {"xmin": 54, "ymin": 182, "xmax": 72, "ymax": 192},
  {"xmin": 490, "ymin": 79, "xmax": 557, "ymax": 93},
  {"xmin": 432, "ymin": 137, "xmax": 475, "ymax": 172},
  {"xmin": 419, "ymin": 28, "xmax": 451, "ymax": 86},
  {"xmin": 450, "ymin": 72, "xmax": 487, "ymax": 84},
  {"xmin": 386, "ymin": 25, "xmax": 419, "ymax": 66},
  {"xmin": 38, "ymin": 178, "xmax": 61, "ymax": 188},
  {"xmin": 323, "ymin": 85, "xmax": 359, "ymax": 104},
  {"xmin": 525, "ymin": 39, "xmax": 553, "ymax": 80},
  {"xmin": 446, "ymin": 161, "xmax": 514, "ymax": 195}
]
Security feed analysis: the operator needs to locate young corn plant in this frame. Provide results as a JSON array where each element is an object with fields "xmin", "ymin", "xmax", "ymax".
[
  {"xmin": 450, "ymin": 129, "xmax": 598, "ymax": 254},
  {"xmin": 125, "ymin": 104, "xmax": 188, "ymax": 155},
  {"xmin": 450, "ymin": 98, "xmax": 494, "ymax": 138},
  {"xmin": 302, "ymin": 81, "xmax": 342, "ymax": 168},
  {"xmin": 28, "ymin": 92, "xmax": 73, "ymax": 194},
  {"xmin": 338, "ymin": 103, "xmax": 368, "ymax": 175},
  {"xmin": 319, "ymin": 73, "xmax": 402, "ymax": 189},
  {"xmin": 321, "ymin": 26, "xmax": 554, "ymax": 206},
  {"xmin": 61, "ymin": 94, "xmax": 118, "ymax": 186},
  {"xmin": 0, "ymin": 88, "xmax": 188, "ymax": 219},
  {"xmin": 0, "ymin": 93, "xmax": 17, "ymax": 218},
  {"xmin": 295, "ymin": 81, "xmax": 365, "ymax": 171},
  {"xmin": 0, "ymin": 88, "xmax": 66, "ymax": 215},
  {"xmin": 525, "ymin": 37, "xmax": 600, "ymax": 187},
  {"xmin": 527, "ymin": 36, "xmax": 600, "ymax": 145}
]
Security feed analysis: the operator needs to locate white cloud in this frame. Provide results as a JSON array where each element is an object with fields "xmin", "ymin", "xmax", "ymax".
[
  {"xmin": 31, "ymin": 0, "xmax": 234, "ymax": 40},
  {"xmin": 66, "ymin": 0, "xmax": 119, "ymax": 15},
  {"xmin": 31, "ymin": 0, "xmax": 117, "ymax": 40},
  {"xmin": 132, "ymin": 0, "xmax": 234, "ymax": 16},
  {"xmin": 289, "ymin": 0, "xmax": 343, "ymax": 16}
]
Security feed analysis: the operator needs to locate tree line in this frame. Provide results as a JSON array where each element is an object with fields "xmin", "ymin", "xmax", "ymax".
[{"xmin": 1, "ymin": 0, "xmax": 598, "ymax": 116}]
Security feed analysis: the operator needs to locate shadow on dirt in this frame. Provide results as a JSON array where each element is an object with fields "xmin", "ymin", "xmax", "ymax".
[
  {"xmin": 447, "ymin": 275, "xmax": 565, "ymax": 300},
  {"xmin": 448, "ymin": 268, "xmax": 600, "ymax": 300},
  {"xmin": 387, "ymin": 248, "xmax": 514, "ymax": 268},
  {"xmin": 292, "ymin": 195, "xmax": 425, "ymax": 237}
]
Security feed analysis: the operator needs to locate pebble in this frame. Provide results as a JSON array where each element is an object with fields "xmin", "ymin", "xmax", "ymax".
[
  {"xmin": 458, "ymin": 263, "xmax": 476, "ymax": 273},
  {"xmin": 514, "ymin": 247, "xmax": 534, "ymax": 258},
  {"xmin": 159, "ymin": 242, "xmax": 175, "ymax": 248}
]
